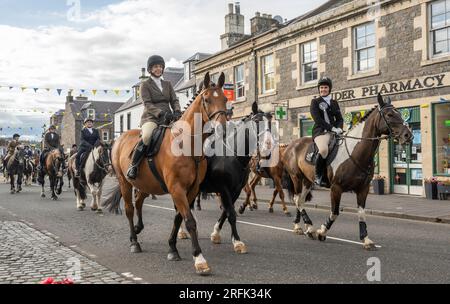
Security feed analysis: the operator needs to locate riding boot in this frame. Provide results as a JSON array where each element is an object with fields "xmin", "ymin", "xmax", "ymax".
[
  {"xmin": 126, "ymin": 140, "xmax": 148, "ymax": 180},
  {"xmin": 314, "ymin": 155, "xmax": 328, "ymax": 187}
]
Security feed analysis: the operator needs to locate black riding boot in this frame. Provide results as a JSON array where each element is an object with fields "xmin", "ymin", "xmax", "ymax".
[
  {"xmin": 314, "ymin": 155, "xmax": 328, "ymax": 187},
  {"xmin": 127, "ymin": 140, "xmax": 148, "ymax": 180}
]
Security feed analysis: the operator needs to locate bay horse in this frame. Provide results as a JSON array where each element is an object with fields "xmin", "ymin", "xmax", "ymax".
[
  {"xmin": 102, "ymin": 72, "xmax": 228, "ymax": 275},
  {"xmin": 239, "ymin": 143, "xmax": 290, "ymax": 216},
  {"xmin": 282, "ymin": 94, "xmax": 412, "ymax": 249},
  {"xmin": 68, "ymin": 143, "xmax": 112, "ymax": 212},
  {"xmin": 6, "ymin": 146, "xmax": 25, "ymax": 194},
  {"xmin": 39, "ymin": 149, "xmax": 65, "ymax": 200}
]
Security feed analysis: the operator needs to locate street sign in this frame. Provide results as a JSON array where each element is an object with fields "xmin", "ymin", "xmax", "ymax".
[
  {"xmin": 223, "ymin": 83, "xmax": 235, "ymax": 102},
  {"xmin": 275, "ymin": 106, "xmax": 288, "ymax": 121}
]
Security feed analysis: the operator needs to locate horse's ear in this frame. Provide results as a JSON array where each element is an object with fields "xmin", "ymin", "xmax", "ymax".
[
  {"xmin": 217, "ymin": 72, "xmax": 225, "ymax": 89},
  {"xmin": 197, "ymin": 80, "xmax": 204, "ymax": 92},
  {"xmin": 377, "ymin": 93, "xmax": 385, "ymax": 107},
  {"xmin": 252, "ymin": 101, "xmax": 258, "ymax": 114},
  {"xmin": 386, "ymin": 96, "xmax": 392, "ymax": 105},
  {"xmin": 203, "ymin": 72, "xmax": 210, "ymax": 89}
]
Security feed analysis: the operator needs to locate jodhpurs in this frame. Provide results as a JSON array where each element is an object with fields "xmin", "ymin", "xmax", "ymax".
[{"xmin": 314, "ymin": 133, "xmax": 331, "ymax": 159}]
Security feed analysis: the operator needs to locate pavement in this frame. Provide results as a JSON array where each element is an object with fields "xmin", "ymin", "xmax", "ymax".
[{"xmin": 238, "ymin": 185, "xmax": 450, "ymax": 224}]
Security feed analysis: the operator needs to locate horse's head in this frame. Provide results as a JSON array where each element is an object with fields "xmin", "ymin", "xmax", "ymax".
[
  {"xmin": 51, "ymin": 149, "xmax": 65, "ymax": 177},
  {"xmin": 94, "ymin": 143, "xmax": 113, "ymax": 174},
  {"xmin": 196, "ymin": 72, "xmax": 228, "ymax": 125},
  {"xmin": 376, "ymin": 94, "xmax": 413, "ymax": 144},
  {"xmin": 14, "ymin": 146, "xmax": 25, "ymax": 165}
]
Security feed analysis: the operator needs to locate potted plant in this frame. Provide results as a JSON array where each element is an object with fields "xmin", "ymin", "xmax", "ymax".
[
  {"xmin": 437, "ymin": 180, "xmax": 450, "ymax": 200},
  {"xmin": 424, "ymin": 177, "xmax": 438, "ymax": 200},
  {"xmin": 372, "ymin": 175, "xmax": 385, "ymax": 195}
]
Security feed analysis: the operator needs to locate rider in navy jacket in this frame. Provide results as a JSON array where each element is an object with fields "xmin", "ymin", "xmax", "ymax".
[{"xmin": 75, "ymin": 118, "xmax": 101, "ymax": 177}]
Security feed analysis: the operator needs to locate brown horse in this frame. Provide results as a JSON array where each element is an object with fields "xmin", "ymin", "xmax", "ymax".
[
  {"xmin": 39, "ymin": 149, "xmax": 65, "ymax": 200},
  {"xmin": 282, "ymin": 94, "xmax": 412, "ymax": 250},
  {"xmin": 239, "ymin": 143, "xmax": 290, "ymax": 216},
  {"xmin": 102, "ymin": 72, "xmax": 228, "ymax": 275}
]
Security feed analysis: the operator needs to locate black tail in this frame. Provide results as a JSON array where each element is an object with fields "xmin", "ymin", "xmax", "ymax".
[
  {"xmin": 73, "ymin": 177, "xmax": 87, "ymax": 200},
  {"xmin": 282, "ymin": 169, "xmax": 313, "ymax": 203},
  {"xmin": 102, "ymin": 183, "xmax": 122, "ymax": 214}
]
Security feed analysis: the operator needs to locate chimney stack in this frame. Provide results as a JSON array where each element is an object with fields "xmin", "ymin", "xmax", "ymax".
[
  {"xmin": 221, "ymin": 2, "xmax": 246, "ymax": 50},
  {"xmin": 250, "ymin": 11, "xmax": 280, "ymax": 36},
  {"xmin": 66, "ymin": 90, "xmax": 74, "ymax": 103}
]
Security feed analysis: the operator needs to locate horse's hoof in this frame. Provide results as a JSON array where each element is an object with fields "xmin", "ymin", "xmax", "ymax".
[
  {"xmin": 284, "ymin": 211, "xmax": 292, "ymax": 217},
  {"xmin": 77, "ymin": 207, "xmax": 84, "ymax": 211},
  {"xmin": 195, "ymin": 263, "xmax": 211, "ymax": 276},
  {"xmin": 238, "ymin": 206, "xmax": 245, "ymax": 214},
  {"xmin": 178, "ymin": 231, "xmax": 189, "ymax": 240},
  {"xmin": 317, "ymin": 234, "xmax": 327, "ymax": 242},
  {"xmin": 134, "ymin": 225, "xmax": 144, "ymax": 235},
  {"xmin": 252, "ymin": 204, "xmax": 258, "ymax": 210},
  {"xmin": 210, "ymin": 233, "xmax": 221, "ymax": 244},
  {"xmin": 52, "ymin": 196, "xmax": 58, "ymax": 201},
  {"xmin": 233, "ymin": 241, "xmax": 248, "ymax": 254},
  {"xmin": 91, "ymin": 207, "xmax": 98, "ymax": 211},
  {"xmin": 96, "ymin": 209, "xmax": 103, "ymax": 214},
  {"xmin": 130, "ymin": 243, "xmax": 142, "ymax": 253},
  {"xmin": 167, "ymin": 251, "xmax": 181, "ymax": 261},
  {"xmin": 293, "ymin": 228, "xmax": 304, "ymax": 235},
  {"xmin": 268, "ymin": 208, "xmax": 274, "ymax": 213},
  {"xmin": 41, "ymin": 194, "xmax": 45, "ymax": 198},
  {"xmin": 81, "ymin": 203, "xmax": 86, "ymax": 208},
  {"xmin": 363, "ymin": 243, "xmax": 377, "ymax": 251}
]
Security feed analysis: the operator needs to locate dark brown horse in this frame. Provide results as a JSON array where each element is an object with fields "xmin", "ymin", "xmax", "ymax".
[
  {"xmin": 102, "ymin": 72, "xmax": 228, "ymax": 275},
  {"xmin": 239, "ymin": 144, "xmax": 290, "ymax": 216},
  {"xmin": 39, "ymin": 149, "xmax": 65, "ymax": 200},
  {"xmin": 6, "ymin": 146, "xmax": 25, "ymax": 194},
  {"xmin": 282, "ymin": 94, "xmax": 412, "ymax": 249}
]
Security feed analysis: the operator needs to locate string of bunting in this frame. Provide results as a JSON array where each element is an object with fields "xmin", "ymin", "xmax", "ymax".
[
  {"xmin": 0, "ymin": 85, "xmax": 132, "ymax": 96},
  {"xmin": 0, "ymin": 108, "xmax": 114, "ymax": 117}
]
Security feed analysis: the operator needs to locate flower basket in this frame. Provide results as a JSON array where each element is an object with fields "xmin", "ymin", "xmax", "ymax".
[
  {"xmin": 372, "ymin": 176, "xmax": 385, "ymax": 195},
  {"xmin": 425, "ymin": 183, "xmax": 438, "ymax": 200}
]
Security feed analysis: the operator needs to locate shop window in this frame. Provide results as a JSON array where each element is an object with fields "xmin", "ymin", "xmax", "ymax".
[{"xmin": 433, "ymin": 102, "xmax": 450, "ymax": 175}]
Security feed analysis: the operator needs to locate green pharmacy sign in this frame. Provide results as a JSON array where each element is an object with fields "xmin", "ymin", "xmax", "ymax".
[{"xmin": 275, "ymin": 106, "xmax": 288, "ymax": 121}]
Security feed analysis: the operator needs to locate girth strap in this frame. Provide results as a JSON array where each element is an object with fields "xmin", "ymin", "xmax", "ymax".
[{"xmin": 148, "ymin": 158, "xmax": 169, "ymax": 194}]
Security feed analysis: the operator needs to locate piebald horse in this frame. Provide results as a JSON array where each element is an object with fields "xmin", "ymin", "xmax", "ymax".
[
  {"xmin": 282, "ymin": 94, "xmax": 412, "ymax": 249},
  {"xmin": 239, "ymin": 143, "xmax": 290, "ymax": 216},
  {"xmin": 102, "ymin": 72, "xmax": 228, "ymax": 275},
  {"xmin": 68, "ymin": 144, "xmax": 112, "ymax": 212},
  {"xmin": 6, "ymin": 146, "xmax": 25, "ymax": 194},
  {"xmin": 40, "ymin": 149, "xmax": 65, "ymax": 200}
]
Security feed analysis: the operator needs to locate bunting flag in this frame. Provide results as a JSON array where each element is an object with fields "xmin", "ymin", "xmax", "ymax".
[{"xmin": 0, "ymin": 84, "xmax": 133, "ymax": 96}]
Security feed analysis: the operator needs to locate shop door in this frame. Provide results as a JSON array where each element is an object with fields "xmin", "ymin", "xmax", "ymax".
[{"xmin": 392, "ymin": 122, "xmax": 423, "ymax": 195}]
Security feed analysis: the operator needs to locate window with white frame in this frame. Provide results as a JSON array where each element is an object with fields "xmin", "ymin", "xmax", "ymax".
[
  {"xmin": 87, "ymin": 109, "xmax": 95, "ymax": 120},
  {"xmin": 429, "ymin": 0, "xmax": 450, "ymax": 57},
  {"xmin": 354, "ymin": 22, "xmax": 376, "ymax": 73},
  {"xmin": 102, "ymin": 130, "xmax": 109, "ymax": 141},
  {"xmin": 301, "ymin": 40, "xmax": 318, "ymax": 83},
  {"xmin": 127, "ymin": 112, "xmax": 131, "ymax": 131},
  {"xmin": 234, "ymin": 64, "xmax": 245, "ymax": 98},
  {"xmin": 261, "ymin": 54, "xmax": 275, "ymax": 93}
]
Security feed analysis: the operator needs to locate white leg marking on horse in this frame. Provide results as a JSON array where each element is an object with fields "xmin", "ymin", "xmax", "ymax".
[
  {"xmin": 193, "ymin": 253, "xmax": 207, "ymax": 265},
  {"xmin": 210, "ymin": 222, "xmax": 221, "ymax": 243},
  {"xmin": 358, "ymin": 207, "xmax": 366, "ymax": 222}
]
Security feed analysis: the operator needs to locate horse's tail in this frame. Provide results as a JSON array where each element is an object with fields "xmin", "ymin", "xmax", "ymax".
[
  {"xmin": 282, "ymin": 169, "xmax": 295, "ymax": 201},
  {"xmin": 73, "ymin": 177, "xmax": 87, "ymax": 200},
  {"xmin": 102, "ymin": 182, "xmax": 122, "ymax": 214},
  {"xmin": 282, "ymin": 170, "xmax": 313, "ymax": 203}
]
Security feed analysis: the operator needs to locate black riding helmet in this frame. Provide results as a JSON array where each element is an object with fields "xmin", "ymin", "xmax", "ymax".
[
  {"xmin": 318, "ymin": 76, "xmax": 333, "ymax": 93},
  {"xmin": 13, "ymin": 134, "xmax": 20, "ymax": 139},
  {"xmin": 147, "ymin": 55, "xmax": 165, "ymax": 73}
]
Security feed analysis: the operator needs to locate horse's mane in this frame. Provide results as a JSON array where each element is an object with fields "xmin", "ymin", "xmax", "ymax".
[
  {"xmin": 347, "ymin": 105, "xmax": 378, "ymax": 132},
  {"xmin": 279, "ymin": 143, "xmax": 288, "ymax": 148}
]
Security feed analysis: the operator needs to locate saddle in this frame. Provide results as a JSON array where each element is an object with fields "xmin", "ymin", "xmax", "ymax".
[
  {"xmin": 305, "ymin": 134, "xmax": 339, "ymax": 166},
  {"xmin": 145, "ymin": 125, "xmax": 169, "ymax": 193}
]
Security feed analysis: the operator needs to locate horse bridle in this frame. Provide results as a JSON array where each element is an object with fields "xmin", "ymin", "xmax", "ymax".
[
  {"xmin": 201, "ymin": 90, "xmax": 228, "ymax": 122},
  {"xmin": 92, "ymin": 147, "xmax": 112, "ymax": 173}
]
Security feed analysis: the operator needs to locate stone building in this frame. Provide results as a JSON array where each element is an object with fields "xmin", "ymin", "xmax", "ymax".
[
  {"xmin": 59, "ymin": 93, "xmax": 123, "ymax": 152},
  {"xmin": 194, "ymin": 0, "xmax": 450, "ymax": 196}
]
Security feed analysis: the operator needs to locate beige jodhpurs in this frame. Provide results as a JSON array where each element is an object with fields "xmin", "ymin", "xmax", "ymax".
[
  {"xmin": 141, "ymin": 122, "xmax": 158, "ymax": 146},
  {"xmin": 314, "ymin": 133, "xmax": 331, "ymax": 159}
]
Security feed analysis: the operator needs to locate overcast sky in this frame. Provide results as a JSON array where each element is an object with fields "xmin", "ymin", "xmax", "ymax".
[{"xmin": 0, "ymin": 0, "xmax": 328, "ymax": 141}]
